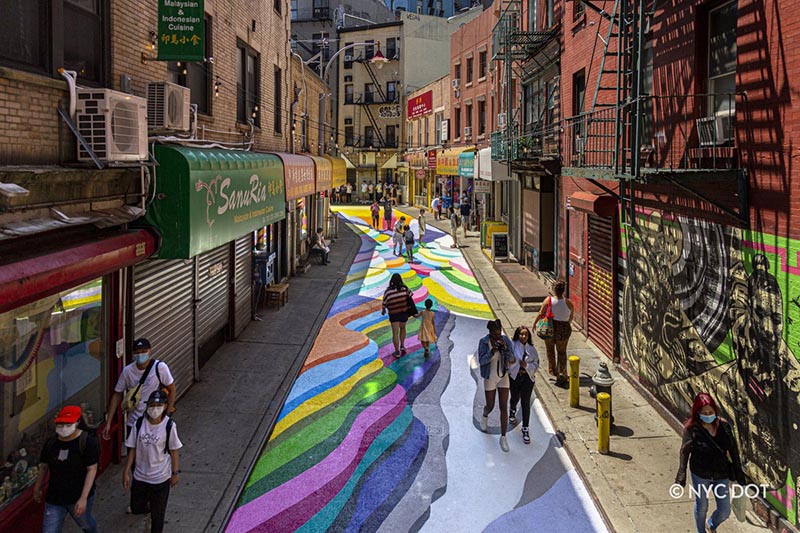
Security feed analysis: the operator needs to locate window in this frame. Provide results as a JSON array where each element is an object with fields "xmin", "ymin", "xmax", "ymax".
[
  {"xmin": 387, "ymin": 81, "xmax": 397, "ymax": 102},
  {"xmin": 478, "ymin": 100, "xmax": 486, "ymax": 135},
  {"xmin": 573, "ymin": 70, "xmax": 586, "ymax": 150},
  {"xmin": 386, "ymin": 125, "xmax": 397, "ymax": 147},
  {"xmin": 274, "ymin": 66, "xmax": 282, "ymax": 133},
  {"xmin": 454, "ymin": 108, "xmax": 461, "ymax": 138},
  {"xmin": 641, "ymin": 42, "xmax": 654, "ymax": 144},
  {"xmin": 345, "ymin": 125, "xmax": 355, "ymax": 145},
  {"xmin": 479, "ymin": 51, "xmax": 487, "ymax": 79},
  {"xmin": 545, "ymin": 79, "xmax": 556, "ymax": 124},
  {"xmin": 466, "ymin": 104, "xmax": 473, "ymax": 129},
  {"xmin": 523, "ymin": 83, "xmax": 534, "ymax": 128},
  {"xmin": 454, "ymin": 64, "xmax": 461, "ymax": 83},
  {"xmin": 424, "ymin": 116, "xmax": 429, "ymax": 145},
  {"xmin": 344, "ymin": 42, "xmax": 353, "ymax": 69},
  {"xmin": 574, "ymin": 0, "xmax": 584, "ymax": 20},
  {"xmin": 417, "ymin": 118, "xmax": 422, "ymax": 146},
  {"xmin": 364, "ymin": 83, "xmax": 375, "ymax": 103},
  {"xmin": 168, "ymin": 15, "xmax": 212, "ymax": 114},
  {"xmin": 291, "ymin": 0, "xmax": 297, "ymax": 19},
  {"xmin": 364, "ymin": 126, "xmax": 375, "ymax": 147},
  {"xmin": 386, "ymin": 38, "xmax": 397, "ymax": 59},
  {"xmin": 1, "ymin": 0, "xmax": 106, "ymax": 83},
  {"xmin": 435, "ymin": 112, "xmax": 443, "ymax": 144},
  {"xmin": 274, "ymin": 0, "xmax": 281, "ymax": 14},
  {"xmin": 466, "ymin": 58, "xmax": 473, "ymax": 84},
  {"xmin": 313, "ymin": 0, "xmax": 329, "ymax": 18},
  {"xmin": 345, "ymin": 84, "xmax": 354, "ymax": 104},
  {"xmin": 528, "ymin": 0, "xmax": 538, "ymax": 31},
  {"xmin": 408, "ymin": 122, "xmax": 413, "ymax": 148},
  {"xmin": 708, "ymin": 1, "xmax": 737, "ymax": 116},
  {"xmin": 344, "ymin": 75, "xmax": 352, "ymax": 82},
  {"xmin": 237, "ymin": 42, "xmax": 260, "ymax": 126},
  {"xmin": 546, "ymin": 0, "xmax": 554, "ymax": 27},
  {"xmin": 365, "ymin": 40, "xmax": 374, "ymax": 60}
]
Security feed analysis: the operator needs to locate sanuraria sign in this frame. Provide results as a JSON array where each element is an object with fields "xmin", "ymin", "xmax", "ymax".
[
  {"xmin": 157, "ymin": 0, "xmax": 205, "ymax": 62},
  {"xmin": 407, "ymin": 91, "xmax": 432, "ymax": 119},
  {"xmin": 149, "ymin": 146, "xmax": 286, "ymax": 259}
]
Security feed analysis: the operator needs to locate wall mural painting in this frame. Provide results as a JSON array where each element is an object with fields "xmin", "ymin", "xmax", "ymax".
[{"xmin": 620, "ymin": 209, "xmax": 800, "ymax": 524}]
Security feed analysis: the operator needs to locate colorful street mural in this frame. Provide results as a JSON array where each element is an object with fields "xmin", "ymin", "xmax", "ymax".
[
  {"xmin": 227, "ymin": 206, "xmax": 606, "ymax": 532},
  {"xmin": 620, "ymin": 209, "xmax": 800, "ymax": 523}
]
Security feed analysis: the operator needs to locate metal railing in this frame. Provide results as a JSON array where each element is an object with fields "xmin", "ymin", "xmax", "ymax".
[
  {"xmin": 490, "ymin": 121, "xmax": 560, "ymax": 162},
  {"xmin": 563, "ymin": 93, "xmax": 742, "ymax": 174}
]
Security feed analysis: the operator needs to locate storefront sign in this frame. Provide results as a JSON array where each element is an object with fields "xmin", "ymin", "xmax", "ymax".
[
  {"xmin": 458, "ymin": 152, "xmax": 474, "ymax": 178},
  {"xmin": 475, "ymin": 179, "xmax": 491, "ymax": 194},
  {"xmin": 437, "ymin": 148, "xmax": 468, "ymax": 176},
  {"xmin": 157, "ymin": 0, "xmax": 205, "ymax": 62},
  {"xmin": 277, "ymin": 153, "xmax": 315, "ymax": 201},
  {"xmin": 150, "ymin": 146, "xmax": 286, "ymax": 259},
  {"xmin": 309, "ymin": 155, "xmax": 332, "ymax": 192},
  {"xmin": 492, "ymin": 232, "xmax": 509, "ymax": 262},
  {"xmin": 405, "ymin": 151, "xmax": 426, "ymax": 169},
  {"xmin": 408, "ymin": 91, "xmax": 433, "ymax": 119},
  {"xmin": 427, "ymin": 150, "xmax": 437, "ymax": 169}
]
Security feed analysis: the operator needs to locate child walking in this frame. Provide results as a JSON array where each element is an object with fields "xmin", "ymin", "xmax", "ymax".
[
  {"xmin": 404, "ymin": 225, "xmax": 415, "ymax": 262},
  {"xmin": 418, "ymin": 299, "xmax": 437, "ymax": 357}
]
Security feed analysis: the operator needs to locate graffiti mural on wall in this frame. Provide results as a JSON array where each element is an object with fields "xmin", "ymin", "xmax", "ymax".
[{"xmin": 620, "ymin": 209, "xmax": 800, "ymax": 523}]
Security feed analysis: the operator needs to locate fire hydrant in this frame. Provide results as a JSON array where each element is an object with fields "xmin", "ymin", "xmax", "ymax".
[{"xmin": 589, "ymin": 362, "xmax": 616, "ymax": 426}]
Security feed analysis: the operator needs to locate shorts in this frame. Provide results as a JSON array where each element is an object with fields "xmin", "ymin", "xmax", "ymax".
[
  {"xmin": 388, "ymin": 312, "xmax": 408, "ymax": 323},
  {"xmin": 483, "ymin": 371, "xmax": 510, "ymax": 391}
]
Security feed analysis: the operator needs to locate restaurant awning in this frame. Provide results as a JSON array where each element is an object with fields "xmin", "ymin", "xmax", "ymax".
[
  {"xmin": 325, "ymin": 155, "xmax": 347, "ymax": 188},
  {"xmin": 275, "ymin": 153, "xmax": 315, "ymax": 201},
  {"xmin": 0, "ymin": 228, "xmax": 157, "ymax": 314},
  {"xmin": 437, "ymin": 147, "xmax": 473, "ymax": 176},
  {"xmin": 569, "ymin": 191, "xmax": 617, "ymax": 217},
  {"xmin": 150, "ymin": 145, "xmax": 287, "ymax": 259},
  {"xmin": 458, "ymin": 151, "xmax": 475, "ymax": 178},
  {"xmin": 340, "ymin": 153, "xmax": 356, "ymax": 169},
  {"xmin": 381, "ymin": 153, "xmax": 398, "ymax": 169},
  {"xmin": 308, "ymin": 155, "xmax": 332, "ymax": 192}
]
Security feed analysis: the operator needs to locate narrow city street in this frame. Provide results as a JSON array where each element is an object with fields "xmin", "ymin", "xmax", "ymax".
[{"xmin": 226, "ymin": 207, "xmax": 607, "ymax": 532}]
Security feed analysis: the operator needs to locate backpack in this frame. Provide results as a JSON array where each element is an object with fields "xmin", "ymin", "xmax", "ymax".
[
  {"xmin": 135, "ymin": 415, "xmax": 175, "ymax": 454},
  {"xmin": 455, "ymin": 215, "xmax": 461, "ymax": 228},
  {"xmin": 43, "ymin": 425, "xmax": 95, "ymax": 460},
  {"xmin": 404, "ymin": 231, "xmax": 415, "ymax": 245},
  {"xmin": 122, "ymin": 361, "xmax": 169, "ymax": 413}
]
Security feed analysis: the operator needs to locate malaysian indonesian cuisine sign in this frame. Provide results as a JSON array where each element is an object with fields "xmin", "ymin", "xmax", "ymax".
[
  {"xmin": 407, "ymin": 91, "xmax": 433, "ymax": 119},
  {"xmin": 150, "ymin": 146, "xmax": 286, "ymax": 259},
  {"xmin": 157, "ymin": 0, "xmax": 205, "ymax": 62}
]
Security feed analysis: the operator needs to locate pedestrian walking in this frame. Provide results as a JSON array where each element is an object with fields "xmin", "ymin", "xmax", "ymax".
[
  {"xmin": 418, "ymin": 299, "xmax": 437, "ymax": 357},
  {"xmin": 460, "ymin": 200, "xmax": 471, "ymax": 239},
  {"xmin": 477, "ymin": 319, "xmax": 515, "ymax": 452},
  {"xmin": 103, "ymin": 339, "xmax": 176, "ymax": 440},
  {"xmin": 123, "ymin": 390, "xmax": 183, "ymax": 533},
  {"xmin": 508, "ymin": 326, "xmax": 540, "ymax": 445},
  {"xmin": 34, "ymin": 406, "xmax": 100, "ymax": 533},
  {"xmin": 418, "ymin": 208, "xmax": 427, "ymax": 248},
  {"xmin": 675, "ymin": 392, "xmax": 746, "ymax": 533},
  {"xmin": 361, "ymin": 181, "xmax": 368, "ymax": 203},
  {"xmin": 383, "ymin": 196, "xmax": 394, "ymax": 231},
  {"xmin": 368, "ymin": 182, "xmax": 375, "ymax": 201},
  {"xmin": 376, "ymin": 181, "xmax": 383, "ymax": 199},
  {"xmin": 403, "ymin": 224, "xmax": 415, "ymax": 262},
  {"xmin": 431, "ymin": 196, "xmax": 441, "ymax": 220},
  {"xmin": 533, "ymin": 280, "xmax": 573, "ymax": 387},
  {"xmin": 381, "ymin": 273, "xmax": 417, "ymax": 357},
  {"xmin": 370, "ymin": 200, "xmax": 381, "ymax": 230},
  {"xmin": 448, "ymin": 206, "xmax": 459, "ymax": 248},
  {"xmin": 346, "ymin": 182, "xmax": 353, "ymax": 203},
  {"xmin": 393, "ymin": 216, "xmax": 406, "ymax": 255}
]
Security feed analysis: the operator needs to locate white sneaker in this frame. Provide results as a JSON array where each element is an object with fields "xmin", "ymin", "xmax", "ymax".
[
  {"xmin": 480, "ymin": 415, "xmax": 488, "ymax": 432},
  {"xmin": 500, "ymin": 435, "xmax": 509, "ymax": 452},
  {"xmin": 522, "ymin": 427, "xmax": 531, "ymax": 444}
]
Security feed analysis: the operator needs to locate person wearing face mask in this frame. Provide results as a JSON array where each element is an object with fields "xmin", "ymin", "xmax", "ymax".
[
  {"xmin": 103, "ymin": 338, "xmax": 176, "ymax": 442},
  {"xmin": 34, "ymin": 406, "xmax": 100, "ymax": 533},
  {"xmin": 675, "ymin": 392, "xmax": 746, "ymax": 533},
  {"xmin": 124, "ymin": 390, "xmax": 183, "ymax": 533}
]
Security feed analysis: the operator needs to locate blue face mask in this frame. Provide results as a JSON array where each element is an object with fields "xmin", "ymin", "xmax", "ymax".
[
  {"xmin": 699, "ymin": 413, "xmax": 717, "ymax": 424},
  {"xmin": 134, "ymin": 353, "xmax": 150, "ymax": 365}
]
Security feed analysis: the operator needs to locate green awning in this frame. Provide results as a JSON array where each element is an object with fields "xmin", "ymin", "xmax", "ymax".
[
  {"xmin": 458, "ymin": 151, "xmax": 475, "ymax": 178},
  {"xmin": 149, "ymin": 145, "xmax": 286, "ymax": 259}
]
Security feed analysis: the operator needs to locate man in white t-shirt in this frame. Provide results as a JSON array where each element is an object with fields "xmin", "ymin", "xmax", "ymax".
[
  {"xmin": 361, "ymin": 181, "xmax": 368, "ymax": 202},
  {"xmin": 103, "ymin": 338, "xmax": 176, "ymax": 441},
  {"xmin": 431, "ymin": 197, "xmax": 441, "ymax": 220},
  {"xmin": 123, "ymin": 390, "xmax": 182, "ymax": 533}
]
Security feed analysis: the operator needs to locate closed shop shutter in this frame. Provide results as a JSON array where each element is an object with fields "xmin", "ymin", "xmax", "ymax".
[
  {"xmin": 196, "ymin": 244, "xmax": 230, "ymax": 346},
  {"xmin": 233, "ymin": 235, "xmax": 253, "ymax": 338},
  {"xmin": 134, "ymin": 259, "xmax": 195, "ymax": 399},
  {"xmin": 587, "ymin": 215, "xmax": 615, "ymax": 358}
]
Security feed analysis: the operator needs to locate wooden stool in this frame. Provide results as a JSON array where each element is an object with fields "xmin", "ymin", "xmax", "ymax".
[{"xmin": 265, "ymin": 283, "xmax": 289, "ymax": 308}]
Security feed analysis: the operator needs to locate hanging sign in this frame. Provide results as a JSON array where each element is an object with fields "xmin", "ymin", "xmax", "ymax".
[
  {"xmin": 408, "ymin": 91, "xmax": 433, "ymax": 119},
  {"xmin": 157, "ymin": 0, "xmax": 205, "ymax": 62}
]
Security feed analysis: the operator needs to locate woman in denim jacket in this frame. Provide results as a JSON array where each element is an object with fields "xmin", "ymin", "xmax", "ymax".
[{"xmin": 477, "ymin": 319, "xmax": 515, "ymax": 452}]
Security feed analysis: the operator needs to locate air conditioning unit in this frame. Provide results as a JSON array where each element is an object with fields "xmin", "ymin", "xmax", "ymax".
[
  {"xmin": 452, "ymin": 78, "xmax": 460, "ymax": 89},
  {"xmin": 146, "ymin": 81, "xmax": 191, "ymax": 132},
  {"xmin": 441, "ymin": 119, "xmax": 449, "ymax": 142},
  {"xmin": 76, "ymin": 88, "xmax": 147, "ymax": 162},
  {"xmin": 497, "ymin": 112, "xmax": 507, "ymax": 128},
  {"xmin": 344, "ymin": 55, "xmax": 354, "ymax": 62},
  {"xmin": 715, "ymin": 109, "xmax": 735, "ymax": 143},
  {"xmin": 464, "ymin": 126, "xmax": 472, "ymax": 139}
]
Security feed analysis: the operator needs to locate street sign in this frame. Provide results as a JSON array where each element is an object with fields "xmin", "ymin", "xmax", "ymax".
[
  {"xmin": 492, "ymin": 232, "xmax": 508, "ymax": 262},
  {"xmin": 157, "ymin": 0, "xmax": 205, "ymax": 62}
]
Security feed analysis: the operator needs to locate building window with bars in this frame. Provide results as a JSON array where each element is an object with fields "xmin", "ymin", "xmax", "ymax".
[{"xmin": 237, "ymin": 42, "xmax": 260, "ymax": 126}]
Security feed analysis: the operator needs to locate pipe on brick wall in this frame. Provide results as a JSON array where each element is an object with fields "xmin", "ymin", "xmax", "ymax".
[{"xmin": 58, "ymin": 68, "xmax": 78, "ymax": 120}]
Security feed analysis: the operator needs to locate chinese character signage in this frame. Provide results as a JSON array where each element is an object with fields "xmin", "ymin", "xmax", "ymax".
[
  {"xmin": 407, "ymin": 91, "xmax": 433, "ymax": 119},
  {"xmin": 157, "ymin": 0, "xmax": 205, "ymax": 62}
]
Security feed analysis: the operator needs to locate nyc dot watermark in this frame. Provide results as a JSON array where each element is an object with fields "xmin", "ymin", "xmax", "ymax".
[{"xmin": 670, "ymin": 483, "xmax": 769, "ymax": 500}]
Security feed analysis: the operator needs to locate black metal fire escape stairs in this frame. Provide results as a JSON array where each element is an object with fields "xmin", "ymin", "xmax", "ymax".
[{"xmin": 357, "ymin": 58, "xmax": 386, "ymax": 147}]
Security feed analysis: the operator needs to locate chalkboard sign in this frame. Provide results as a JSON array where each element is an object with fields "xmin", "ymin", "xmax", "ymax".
[{"xmin": 492, "ymin": 232, "xmax": 509, "ymax": 262}]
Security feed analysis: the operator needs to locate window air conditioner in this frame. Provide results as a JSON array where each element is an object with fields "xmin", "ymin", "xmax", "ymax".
[
  {"xmin": 76, "ymin": 88, "xmax": 148, "ymax": 162},
  {"xmin": 452, "ymin": 79, "xmax": 460, "ymax": 89},
  {"xmin": 146, "ymin": 81, "xmax": 191, "ymax": 132},
  {"xmin": 464, "ymin": 126, "xmax": 472, "ymax": 138},
  {"xmin": 715, "ymin": 109, "xmax": 735, "ymax": 143},
  {"xmin": 344, "ymin": 55, "xmax": 354, "ymax": 62},
  {"xmin": 497, "ymin": 112, "xmax": 507, "ymax": 128}
]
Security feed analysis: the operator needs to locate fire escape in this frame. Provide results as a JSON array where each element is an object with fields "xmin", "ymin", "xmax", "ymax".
[
  {"xmin": 354, "ymin": 55, "xmax": 387, "ymax": 148},
  {"xmin": 490, "ymin": 0, "xmax": 558, "ymax": 167},
  {"xmin": 563, "ymin": 0, "xmax": 748, "ymax": 227}
]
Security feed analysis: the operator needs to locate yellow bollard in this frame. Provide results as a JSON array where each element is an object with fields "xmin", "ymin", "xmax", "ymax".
[
  {"xmin": 597, "ymin": 392, "xmax": 611, "ymax": 454},
  {"xmin": 568, "ymin": 356, "xmax": 580, "ymax": 407}
]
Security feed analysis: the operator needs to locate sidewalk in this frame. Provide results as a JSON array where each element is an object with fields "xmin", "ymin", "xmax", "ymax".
[
  {"xmin": 425, "ymin": 215, "xmax": 768, "ymax": 533},
  {"xmin": 65, "ymin": 226, "xmax": 362, "ymax": 533}
]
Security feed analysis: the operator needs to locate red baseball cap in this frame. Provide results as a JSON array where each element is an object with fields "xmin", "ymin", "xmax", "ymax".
[{"xmin": 55, "ymin": 406, "xmax": 82, "ymax": 424}]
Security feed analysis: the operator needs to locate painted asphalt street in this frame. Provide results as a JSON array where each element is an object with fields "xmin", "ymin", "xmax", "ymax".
[{"xmin": 226, "ymin": 206, "xmax": 607, "ymax": 532}]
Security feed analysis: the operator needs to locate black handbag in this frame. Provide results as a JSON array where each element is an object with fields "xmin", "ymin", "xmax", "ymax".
[{"xmin": 406, "ymin": 292, "xmax": 418, "ymax": 316}]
